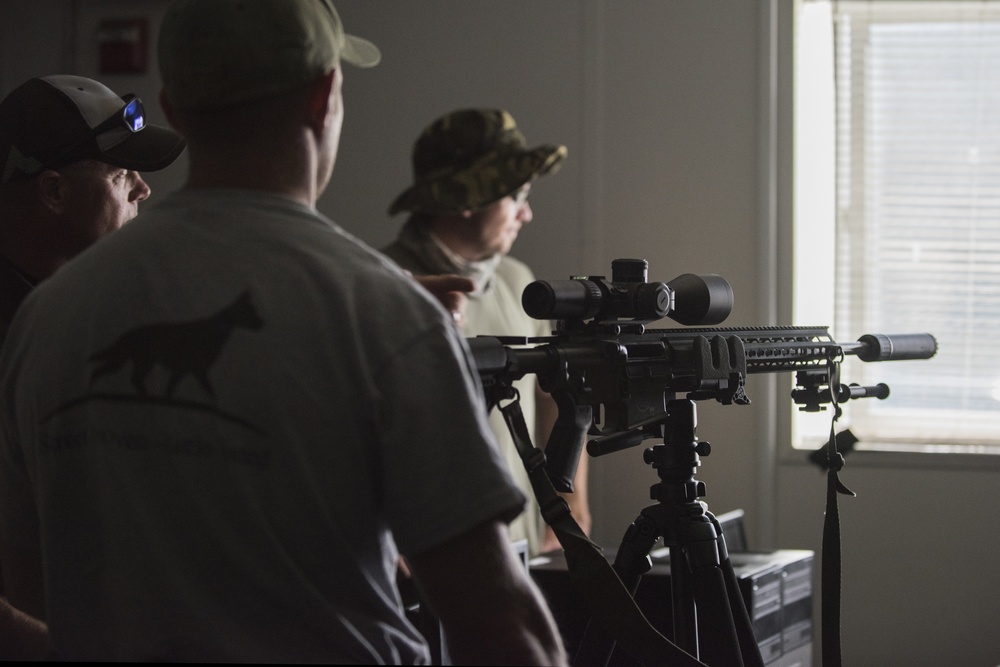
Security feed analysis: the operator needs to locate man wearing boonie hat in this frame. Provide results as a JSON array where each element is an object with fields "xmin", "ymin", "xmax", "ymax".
[
  {"xmin": 383, "ymin": 108, "xmax": 591, "ymax": 557},
  {"xmin": 0, "ymin": 2, "xmax": 565, "ymax": 665}
]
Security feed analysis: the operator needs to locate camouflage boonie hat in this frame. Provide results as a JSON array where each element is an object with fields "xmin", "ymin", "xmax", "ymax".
[{"xmin": 388, "ymin": 108, "xmax": 567, "ymax": 215}]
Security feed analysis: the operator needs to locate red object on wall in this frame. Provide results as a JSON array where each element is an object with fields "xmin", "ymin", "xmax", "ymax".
[{"xmin": 98, "ymin": 18, "xmax": 148, "ymax": 74}]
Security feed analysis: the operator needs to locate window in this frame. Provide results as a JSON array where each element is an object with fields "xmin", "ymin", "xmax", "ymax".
[{"xmin": 793, "ymin": 1, "xmax": 1000, "ymax": 453}]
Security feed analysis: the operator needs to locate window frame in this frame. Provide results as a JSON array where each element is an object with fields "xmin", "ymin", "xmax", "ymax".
[{"xmin": 776, "ymin": 0, "xmax": 1000, "ymax": 470}]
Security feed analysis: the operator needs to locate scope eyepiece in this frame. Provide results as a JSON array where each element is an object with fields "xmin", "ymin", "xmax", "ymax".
[{"xmin": 521, "ymin": 279, "xmax": 604, "ymax": 321}]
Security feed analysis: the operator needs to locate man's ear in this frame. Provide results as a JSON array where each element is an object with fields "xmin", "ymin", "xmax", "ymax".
[
  {"xmin": 35, "ymin": 170, "xmax": 64, "ymax": 214},
  {"xmin": 306, "ymin": 68, "xmax": 338, "ymax": 134}
]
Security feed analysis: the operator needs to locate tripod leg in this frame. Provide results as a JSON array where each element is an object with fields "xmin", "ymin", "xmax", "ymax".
[
  {"xmin": 719, "ymin": 556, "xmax": 766, "ymax": 667},
  {"xmin": 710, "ymin": 513, "xmax": 765, "ymax": 667},
  {"xmin": 674, "ymin": 513, "xmax": 766, "ymax": 667},
  {"xmin": 669, "ymin": 544, "xmax": 698, "ymax": 654},
  {"xmin": 681, "ymin": 518, "xmax": 744, "ymax": 667},
  {"xmin": 688, "ymin": 563, "xmax": 743, "ymax": 666}
]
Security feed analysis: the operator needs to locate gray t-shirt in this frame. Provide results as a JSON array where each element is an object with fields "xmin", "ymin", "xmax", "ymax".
[
  {"xmin": 383, "ymin": 237, "xmax": 550, "ymax": 555},
  {"xmin": 0, "ymin": 190, "xmax": 524, "ymax": 663}
]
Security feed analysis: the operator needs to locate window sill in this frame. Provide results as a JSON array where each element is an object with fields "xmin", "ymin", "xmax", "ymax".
[{"xmin": 783, "ymin": 445, "xmax": 1000, "ymax": 471}]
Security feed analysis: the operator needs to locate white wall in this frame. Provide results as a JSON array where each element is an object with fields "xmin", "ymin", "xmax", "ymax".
[
  {"xmin": 2, "ymin": 1, "xmax": 998, "ymax": 665},
  {"xmin": 326, "ymin": 0, "xmax": 770, "ymax": 562}
]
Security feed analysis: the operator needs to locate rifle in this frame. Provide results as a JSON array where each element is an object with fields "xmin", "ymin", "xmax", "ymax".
[
  {"xmin": 467, "ymin": 258, "xmax": 937, "ymax": 492},
  {"xmin": 466, "ymin": 260, "xmax": 936, "ymax": 667}
]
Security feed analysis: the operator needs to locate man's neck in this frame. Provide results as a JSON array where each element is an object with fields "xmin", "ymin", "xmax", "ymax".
[
  {"xmin": 0, "ymin": 212, "xmax": 66, "ymax": 283},
  {"xmin": 182, "ymin": 132, "xmax": 319, "ymax": 208},
  {"xmin": 425, "ymin": 215, "xmax": 492, "ymax": 262}
]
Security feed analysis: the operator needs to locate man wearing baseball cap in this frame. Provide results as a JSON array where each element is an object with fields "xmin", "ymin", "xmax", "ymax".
[
  {"xmin": 383, "ymin": 108, "xmax": 591, "ymax": 556},
  {"xmin": 0, "ymin": 74, "xmax": 185, "ymax": 347},
  {"xmin": 0, "ymin": 74, "xmax": 183, "ymax": 660},
  {"xmin": 0, "ymin": 1, "xmax": 565, "ymax": 664}
]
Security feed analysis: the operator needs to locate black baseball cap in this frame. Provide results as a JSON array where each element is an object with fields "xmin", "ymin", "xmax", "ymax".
[{"xmin": 0, "ymin": 75, "xmax": 185, "ymax": 184}]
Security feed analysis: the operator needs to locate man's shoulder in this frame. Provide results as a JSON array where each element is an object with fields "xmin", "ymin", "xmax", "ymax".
[
  {"xmin": 494, "ymin": 255, "xmax": 536, "ymax": 288},
  {"xmin": 380, "ymin": 239, "xmax": 428, "ymax": 275}
]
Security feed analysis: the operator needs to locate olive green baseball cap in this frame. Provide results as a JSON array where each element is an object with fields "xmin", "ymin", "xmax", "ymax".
[
  {"xmin": 388, "ymin": 108, "xmax": 567, "ymax": 216},
  {"xmin": 158, "ymin": 0, "xmax": 380, "ymax": 111}
]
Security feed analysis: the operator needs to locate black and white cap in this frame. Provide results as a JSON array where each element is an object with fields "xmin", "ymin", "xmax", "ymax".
[{"xmin": 0, "ymin": 74, "xmax": 185, "ymax": 184}]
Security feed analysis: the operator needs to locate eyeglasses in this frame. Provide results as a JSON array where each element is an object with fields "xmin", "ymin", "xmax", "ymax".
[{"xmin": 47, "ymin": 95, "xmax": 146, "ymax": 168}]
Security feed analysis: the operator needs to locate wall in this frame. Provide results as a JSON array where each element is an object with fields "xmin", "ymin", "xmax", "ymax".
[
  {"xmin": 1, "ymin": 0, "xmax": 185, "ymax": 203},
  {"xmin": 2, "ymin": 1, "xmax": 998, "ymax": 665},
  {"xmin": 326, "ymin": 1, "xmax": 769, "ymax": 560}
]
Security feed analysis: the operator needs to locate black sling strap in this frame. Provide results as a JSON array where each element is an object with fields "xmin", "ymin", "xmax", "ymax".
[
  {"xmin": 821, "ymin": 357, "xmax": 854, "ymax": 667},
  {"xmin": 499, "ymin": 395, "xmax": 705, "ymax": 667}
]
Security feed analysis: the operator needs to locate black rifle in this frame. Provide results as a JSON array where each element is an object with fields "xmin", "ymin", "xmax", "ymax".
[
  {"xmin": 468, "ymin": 324, "xmax": 936, "ymax": 492},
  {"xmin": 465, "ymin": 259, "xmax": 937, "ymax": 667}
]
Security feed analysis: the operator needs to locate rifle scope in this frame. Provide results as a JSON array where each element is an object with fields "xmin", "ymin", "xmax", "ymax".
[{"xmin": 521, "ymin": 258, "xmax": 734, "ymax": 326}]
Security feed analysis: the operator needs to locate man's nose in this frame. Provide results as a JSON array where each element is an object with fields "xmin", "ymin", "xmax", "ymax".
[
  {"xmin": 518, "ymin": 200, "xmax": 533, "ymax": 223},
  {"xmin": 130, "ymin": 172, "xmax": 151, "ymax": 202}
]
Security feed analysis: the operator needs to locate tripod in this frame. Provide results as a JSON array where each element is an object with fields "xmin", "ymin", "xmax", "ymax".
[{"xmin": 575, "ymin": 399, "xmax": 765, "ymax": 667}]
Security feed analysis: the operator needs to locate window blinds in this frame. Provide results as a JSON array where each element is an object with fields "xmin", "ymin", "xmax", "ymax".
[{"xmin": 817, "ymin": 1, "xmax": 1000, "ymax": 449}]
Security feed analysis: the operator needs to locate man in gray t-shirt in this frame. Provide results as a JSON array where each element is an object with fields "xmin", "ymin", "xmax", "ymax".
[{"xmin": 0, "ymin": 2, "xmax": 566, "ymax": 664}]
